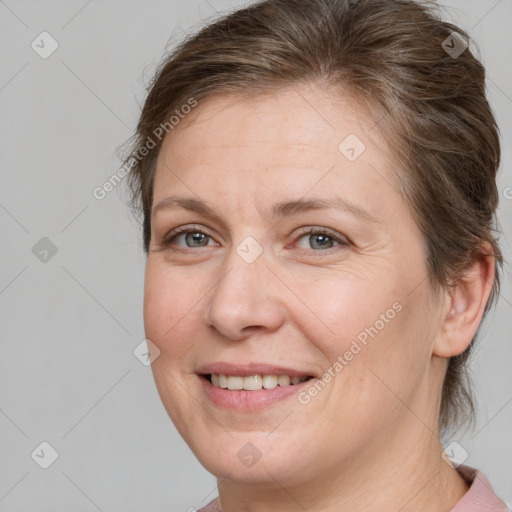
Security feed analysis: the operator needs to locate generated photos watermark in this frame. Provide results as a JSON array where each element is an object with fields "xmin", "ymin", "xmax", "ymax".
[
  {"xmin": 298, "ymin": 301, "xmax": 403, "ymax": 405},
  {"xmin": 93, "ymin": 97, "xmax": 198, "ymax": 200}
]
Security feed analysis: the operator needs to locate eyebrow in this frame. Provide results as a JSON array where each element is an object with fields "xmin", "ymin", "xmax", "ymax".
[{"xmin": 152, "ymin": 195, "xmax": 379, "ymax": 224}]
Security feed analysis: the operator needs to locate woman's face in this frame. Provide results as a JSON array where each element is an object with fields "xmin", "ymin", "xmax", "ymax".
[{"xmin": 144, "ymin": 84, "xmax": 446, "ymax": 487}]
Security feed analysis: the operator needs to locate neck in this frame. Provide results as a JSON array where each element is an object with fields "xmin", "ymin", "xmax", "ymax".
[{"xmin": 217, "ymin": 417, "xmax": 469, "ymax": 512}]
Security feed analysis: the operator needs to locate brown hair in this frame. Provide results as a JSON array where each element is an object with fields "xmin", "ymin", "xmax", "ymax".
[{"xmin": 122, "ymin": 0, "xmax": 503, "ymax": 438}]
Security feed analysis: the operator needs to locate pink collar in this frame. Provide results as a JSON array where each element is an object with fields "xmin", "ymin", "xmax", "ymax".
[{"xmin": 450, "ymin": 464, "xmax": 509, "ymax": 511}]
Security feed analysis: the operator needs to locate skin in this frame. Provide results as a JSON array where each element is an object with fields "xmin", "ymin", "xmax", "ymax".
[{"xmin": 143, "ymin": 82, "xmax": 495, "ymax": 512}]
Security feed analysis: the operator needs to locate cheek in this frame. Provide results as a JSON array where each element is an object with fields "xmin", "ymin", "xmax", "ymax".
[
  {"xmin": 142, "ymin": 261, "xmax": 206, "ymax": 438},
  {"xmin": 294, "ymin": 271, "xmax": 432, "ymax": 406},
  {"xmin": 322, "ymin": 291, "xmax": 434, "ymax": 425},
  {"xmin": 143, "ymin": 259, "xmax": 204, "ymax": 353},
  {"xmin": 287, "ymin": 272, "xmax": 399, "ymax": 355}
]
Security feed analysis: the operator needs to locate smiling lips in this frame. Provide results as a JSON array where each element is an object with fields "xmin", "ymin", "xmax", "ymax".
[{"xmin": 197, "ymin": 363, "xmax": 315, "ymax": 409}]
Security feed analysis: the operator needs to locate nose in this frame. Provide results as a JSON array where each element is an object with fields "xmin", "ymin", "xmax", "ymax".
[{"xmin": 203, "ymin": 245, "xmax": 287, "ymax": 340}]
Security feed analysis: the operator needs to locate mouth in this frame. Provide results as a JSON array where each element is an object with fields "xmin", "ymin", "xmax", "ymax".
[
  {"xmin": 196, "ymin": 364, "xmax": 317, "ymax": 411},
  {"xmin": 196, "ymin": 361, "xmax": 316, "ymax": 412},
  {"xmin": 202, "ymin": 373, "xmax": 314, "ymax": 390},
  {"xmin": 202, "ymin": 373, "xmax": 315, "ymax": 390}
]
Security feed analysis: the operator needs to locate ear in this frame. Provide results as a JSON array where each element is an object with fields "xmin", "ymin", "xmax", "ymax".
[{"xmin": 433, "ymin": 242, "xmax": 496, "ymax": 358}]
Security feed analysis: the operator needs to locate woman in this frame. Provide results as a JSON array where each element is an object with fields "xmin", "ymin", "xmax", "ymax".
[{"xmin": 123, "ymin": 0, "xmax": 509, "ymax": 510}]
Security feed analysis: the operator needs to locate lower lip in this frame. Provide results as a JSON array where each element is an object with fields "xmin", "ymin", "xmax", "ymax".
[{"xmin": 200, "ymin": 376, "xmax": 314, "ymax": 411}]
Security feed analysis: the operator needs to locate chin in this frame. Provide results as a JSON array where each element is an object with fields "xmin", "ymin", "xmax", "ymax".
[{"xmin": 188, "ymin": 430, "xmax": 320, "ymax": 486}]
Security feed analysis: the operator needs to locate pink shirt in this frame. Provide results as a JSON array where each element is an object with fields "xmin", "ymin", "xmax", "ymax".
[
  {"xmin": 197, "ymin": 465, "xmax": 510, "ymax": 512},
  {"xmin": 452, "ymin": 465, "xmax": 509, "ymax": 512}
]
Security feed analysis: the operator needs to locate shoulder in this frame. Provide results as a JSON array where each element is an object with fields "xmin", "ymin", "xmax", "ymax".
[
  {"xmin": 197, "ymin": 497, "xmax": 221, "ymax": 512},
  {"xmin": 451, "ymin": 464, "xmax": 510, "ymax": 512}
]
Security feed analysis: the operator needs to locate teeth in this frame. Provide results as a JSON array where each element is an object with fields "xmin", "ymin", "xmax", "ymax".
[
  {"xmin": 227, "ymin": 376, "xmax": 243, "ymax": 390},
  {"xmin": 210, "ymin": 374, "xmax": 309, "ymax": 390},
  {"xmin": 244, "ymin": 375, "xmax": 263, "ymax": 390},
  {"xmin": 262, "ymin": 375, "xmax": 278, "ymax": 389},
  {"xmin": 278, "ymin": 375, "xmax": 291, "ymax": 386}
]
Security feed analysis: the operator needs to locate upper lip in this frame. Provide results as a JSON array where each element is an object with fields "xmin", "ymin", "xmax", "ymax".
[{"xmin": 196, "ymin": 362, "xmax": 314, "ymax": 378}]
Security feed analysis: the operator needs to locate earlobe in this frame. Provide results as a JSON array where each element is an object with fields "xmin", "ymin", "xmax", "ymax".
[{"xmin": 433, "ymin": 243, "xmax": 496, "ymax": 358}]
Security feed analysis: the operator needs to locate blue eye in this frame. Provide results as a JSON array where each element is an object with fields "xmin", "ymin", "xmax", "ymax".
[
  {"xmin": 162, "ymin": 226, "xmax": 348, "ymax": 252},
  {"xmin": 164, "ymin": 227, "xmax": 216, "ymax": 248},
  {"xmin": 295, "ymin": 228, "xmax": 348, "ymax": 251}
]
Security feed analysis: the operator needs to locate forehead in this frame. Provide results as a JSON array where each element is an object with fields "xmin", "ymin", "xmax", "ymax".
[
  {"xmin": 153, "ymin": 84, "xmax": 398, "ymax": 206},
  {"xmin": 159, "ymin": 84, "xmax": 389, "ymax": 168},
  {"xmin": 161, "ymin": 85, "xmax": 375, "ymax": 157}
]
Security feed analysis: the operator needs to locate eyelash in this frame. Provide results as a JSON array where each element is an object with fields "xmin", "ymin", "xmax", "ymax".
[{"xmin": 161, "ymin": 225, "xmax": 349, "ymax": 253}]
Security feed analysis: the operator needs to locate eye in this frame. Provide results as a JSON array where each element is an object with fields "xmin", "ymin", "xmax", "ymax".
[
  {"xmin": 161, "ymin": 225, "xmax": 349, "ymax": 252},
  {"xmin": 163, "ymin": 225, "xmax": 217, "ymax": 248},
  {"xmin": 294, "ymin": 227, "xmax": 349, "ymax": 251}
]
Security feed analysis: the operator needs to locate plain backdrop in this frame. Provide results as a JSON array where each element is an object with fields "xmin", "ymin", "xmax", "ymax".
[{"xmin": 0, "ymin": 1, "xmax": 511, "ymax": 510}]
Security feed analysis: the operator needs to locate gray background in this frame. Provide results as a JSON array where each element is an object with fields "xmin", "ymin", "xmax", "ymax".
[{"xmin": 0, "ymin": 0, "xmax": 511, "ymax": 510}]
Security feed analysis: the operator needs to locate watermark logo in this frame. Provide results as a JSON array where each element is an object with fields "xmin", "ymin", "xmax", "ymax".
[
  {"xmin": 31, "ymin": 441, "xmax": 59, "ymax": 469},
  {"xmin": 338, "ymin": 134, "xmax": 366, "ymax": 162},
  {"xmin": 442, "ymin": 441, "xmax": 469, "ymax": 469},
  {"xmin": 237, "ymin": 442, "xmax": 263, "ymax": 468},
  {"xmin": 442, "ymin": 32, "xmax": 468, "ymax": 59},
  {"xmin": 236, "ymin": 236, "xmax": 263, "ymax": 264},
  {"xmin": 31, "ymin": 32, "xmax": 59, "ymax": 59},
  {"xmin": 32, "ymin": 237, "xmax": 58, "ymax": 263},
  {"xmin": 133, "ymin": 338, "xmax": 161, "ymax": 366}
]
